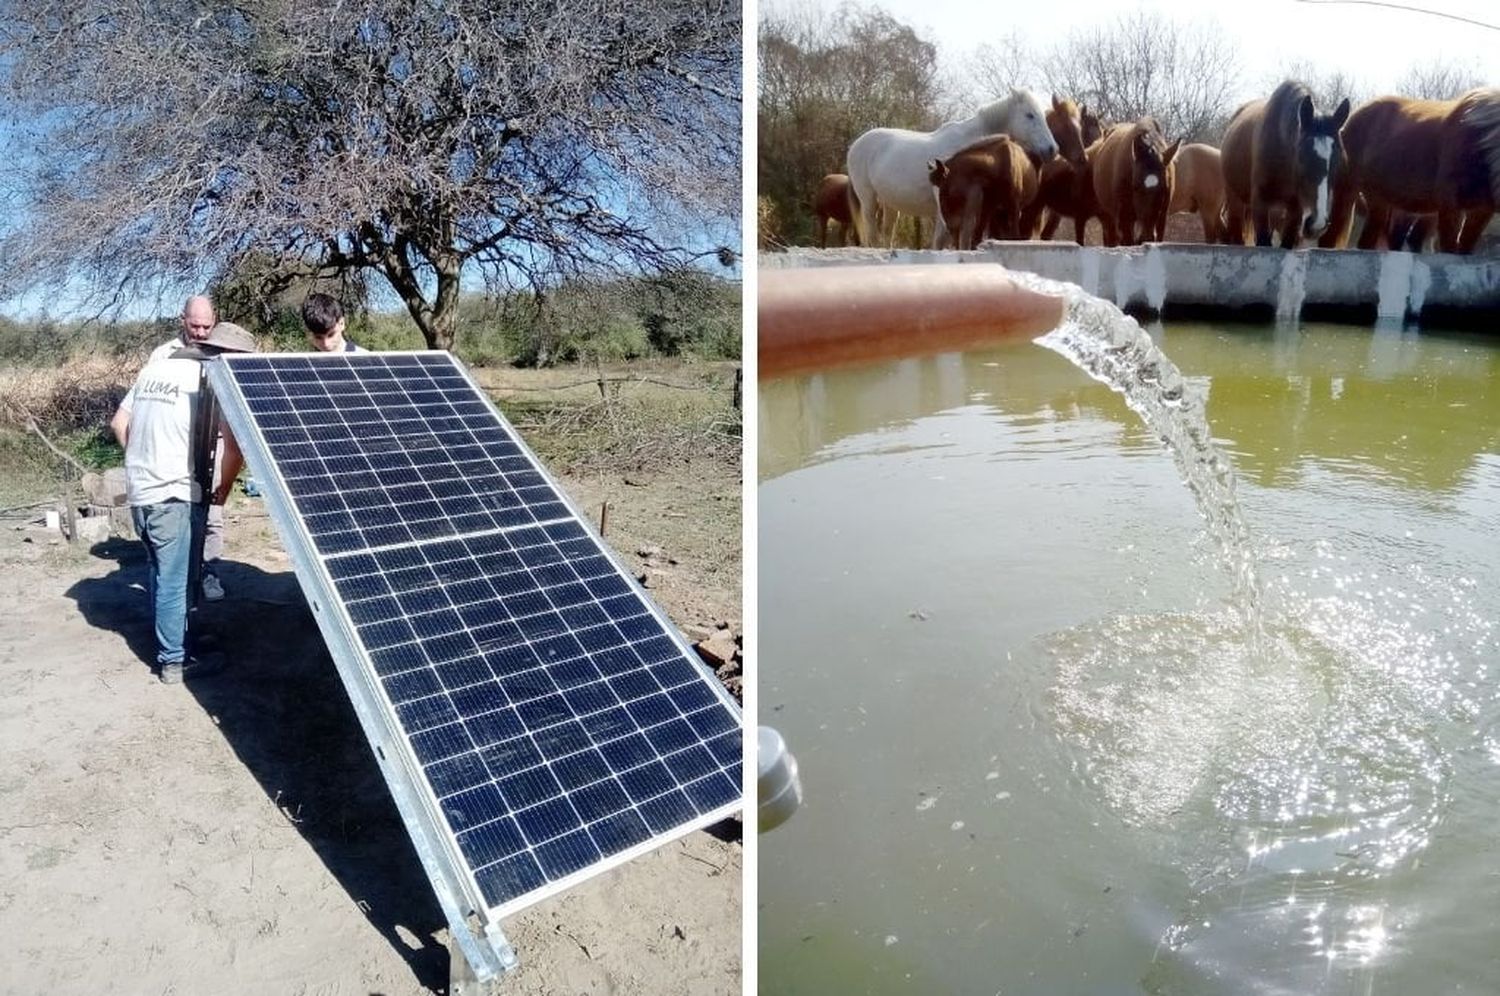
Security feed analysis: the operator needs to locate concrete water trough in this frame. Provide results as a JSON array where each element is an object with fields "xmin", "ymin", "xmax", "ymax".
[{"xmin": 767, "ymin": 243, "xmax": 1500, "ymax": 329}]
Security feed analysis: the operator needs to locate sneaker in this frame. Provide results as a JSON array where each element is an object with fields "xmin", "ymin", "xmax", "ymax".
[
  {"xmin": 158, "ymin": 653, "xmax": 227, "ymax": 684},
  {"xmin": 202, "ymin": 573, "xmax": 226, "ymax": 602}
]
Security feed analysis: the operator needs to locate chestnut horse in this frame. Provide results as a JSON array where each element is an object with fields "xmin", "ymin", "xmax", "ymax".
[
  {"xmin": 1047, "ymin": 95, "xmax": 1089, "ymax": 169},
  {"xmin": 1166, "ymin": 143, "xmax": 1227, "ymax": 243},
  {"xmin": 813, "ymin": 173, "xmax": 858, "ymax": 248},
  {"xmin": 927, "ymin": 135, "xmax": 1039, "ymax": 249},
  {"xmin": 1324, "ymin": 88, "xmax": 1500, "ymax": 254},
  {"xmin": 1090, "ymin": 119, "xmax": 1180, "ymax": 246},
  {"xmin": 847, "ymin": 90, "xmax": 1060, "ymax": 248},
  {"xmin": 1221, "ymin": 81, "xmax": 1350, "ymax": 247}
]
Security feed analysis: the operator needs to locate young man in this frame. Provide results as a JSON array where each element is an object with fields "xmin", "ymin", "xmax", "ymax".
[
  {"xmin": 111, "ymin": 322, "xmax": 257, "ymax": 683},
  {"xmin": 301, "ymin": 293, "xmax": 364, "ymax": 352},
  {"xmin": 151, "ymin": 295, "xmax": 230, "ymax": 601}
]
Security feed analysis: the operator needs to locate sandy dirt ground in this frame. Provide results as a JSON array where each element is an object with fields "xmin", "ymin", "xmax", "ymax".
[{"xmin": 0, "ymin": 457, "xmax": 742, "ymax": 995}]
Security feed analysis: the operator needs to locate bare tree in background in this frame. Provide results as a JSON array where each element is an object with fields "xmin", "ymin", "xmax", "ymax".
[
  {"xmin": 1043, "ymin": 10, "xmax": 1242, "ymax": 143},
  {"xmin": 1260, "ymin": 61, "xmax": 1366, "ymax": 121},
  {"xmin": 759, "ymin": 3, "xmax": 942, "ymax": 245},
  {"xmin": 957, "ymin": 32, "xmax": 1038, "ymax": 112},
  {"xmin": 0, "ymin": 0, "xmax": 739, "ymax": 350},
  {"xmin": 1396, "ymin": 61, "xmax": 1489, "ymax": 99}
]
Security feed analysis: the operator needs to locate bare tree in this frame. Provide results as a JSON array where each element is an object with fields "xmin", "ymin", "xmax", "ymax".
[
  {"xmin": 954, "ymin": 32, "xmax": 1039, "ymax": 113},
  {"xmin": 758, "ymin": 3, "xmax": 943, "ymax": 245},
  {"xmin": 1261, "ymin": 61, "xmax": 1367, "ymax": 120},
  {"xmin": 0, "ymin": 0, "xmax": 739, "ymax": 350},
  {"xmin": 1043, "ymin": 10, "xmax": 1242, "ymax": 143},
  {"xmin": 1395, "ymin": 60, "xmax": 1488, "ymax": 99}
]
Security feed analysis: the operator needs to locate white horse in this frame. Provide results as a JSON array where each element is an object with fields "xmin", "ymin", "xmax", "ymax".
[{"xmin": 847, "ymin": 90, "xmax": 1060, "ymax": 249}]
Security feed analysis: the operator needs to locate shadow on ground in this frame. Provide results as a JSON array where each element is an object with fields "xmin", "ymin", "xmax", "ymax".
[{"xmin": 65, "ymin": 540, "xmax": 450, "ymax": 992}]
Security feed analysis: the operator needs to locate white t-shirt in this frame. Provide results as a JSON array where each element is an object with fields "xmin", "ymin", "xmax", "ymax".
[
  {"xmin": 147, "ymin": 336, "xmax": 187, "ymax": 364},
  {"xmin": 121, "ymin": 356, "xmax": 205, "ymax": 506}
]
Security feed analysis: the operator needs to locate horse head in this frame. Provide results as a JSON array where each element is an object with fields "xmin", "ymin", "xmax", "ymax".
[
  {"xmin": 927, "ymin": 158, "xmax": 949, "ymax": 187},
  {"xmin": 1130, "ymin": 126, "xmax": 1179, "ymax": 216},
  {"xmin": 1048, "ymin": 95, "xmax": 1089, "ymax": 168},
  {"xmin": 1294, "ymin": 95, "xmax": 1351, "ymax": 237},
  {"xmin": 1080, "ymin": 105, "xmax": 1105, "ymax": 147},
  {"xmin": 975, "ymin": 89, "xmax": 1058, "ymax": 165}
]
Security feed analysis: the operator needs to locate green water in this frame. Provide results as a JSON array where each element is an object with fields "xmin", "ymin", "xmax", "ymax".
[{"xmin": 758, "ymin": 322, "xmax": 1500, "ymax": 995}]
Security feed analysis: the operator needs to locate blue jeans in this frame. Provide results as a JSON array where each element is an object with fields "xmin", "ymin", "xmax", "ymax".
[{"xmin": 131, "ymin": 501, "xmax": 206, "ymax": 666}]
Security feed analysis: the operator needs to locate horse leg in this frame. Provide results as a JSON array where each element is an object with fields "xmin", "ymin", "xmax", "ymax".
[
  {"xmin": 817, "ymin": 216, "xmax": 829, "ymax": 249},
  {"xmin": 1040, "ymin": 209, "xmax": 1062, "ymax": 241},
  {"xmin": 1020, "ymin": 200, "xmax": 1043, "ymax": 240},
  {"xmin": 1251, "ymin": 199, "xmax": 1275, "ymax": 247},
  {"xmin": 1200, "ymin": 205, "xmax": 1221, "ymax": 244},
  {"xmin": 1436, "ymin": 209, "xmax": 1465, "ymax": 254},
  {"xmin": 1223, "ymin": 197, "xmax": 1247, "ymax": 245},
  {"xmin": 1319, "ymin": 174, "xmax": 1358, "ymax": 249},
  {"xmin": 1357, "ymin": 202, "xmax": 1391, "ymax": 251},
  {"xmin": 1457, "ymin": 208, "xmax": 1492, "ymax": 255},
  {"xmin": 1277, "ymin": 201, "xmax": 1301, "ymax": 250}
]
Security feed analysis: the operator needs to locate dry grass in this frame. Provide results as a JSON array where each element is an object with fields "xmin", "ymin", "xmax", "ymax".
[{"xmin": 0, "ymin": 355, "xmax": 136, "ymax": 433}]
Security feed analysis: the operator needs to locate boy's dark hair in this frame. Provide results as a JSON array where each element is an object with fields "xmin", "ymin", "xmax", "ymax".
[{"xmin": 301, "ymin": 293, "xmax": 344, "ymax": 335}]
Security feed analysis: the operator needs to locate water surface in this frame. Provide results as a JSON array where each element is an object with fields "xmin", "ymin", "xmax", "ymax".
[{"xmin": 758, "ymin": 321, "xmax": 1500, "ymax": 994}]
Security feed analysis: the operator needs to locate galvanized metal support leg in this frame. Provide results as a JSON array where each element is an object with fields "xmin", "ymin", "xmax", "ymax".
[{"xmin": 449, "ymin": 931, "xmax": 486, "ymax": 996}]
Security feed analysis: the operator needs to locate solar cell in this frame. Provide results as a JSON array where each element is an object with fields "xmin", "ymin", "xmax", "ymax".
[{"xmin": 208, "ymin": 351, "xmax": 741, "ymax": 978}]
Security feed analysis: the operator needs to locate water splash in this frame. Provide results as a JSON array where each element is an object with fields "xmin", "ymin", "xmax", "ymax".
[{"xmin": 1012, "ymin": 270, "xmax": 1264, "ymax": 637}]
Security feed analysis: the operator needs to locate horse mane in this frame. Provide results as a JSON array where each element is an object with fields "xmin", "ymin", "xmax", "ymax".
[
  {"xmin": 973, "ymin": 91, "xmax": 1037, "ymax": 132},
  {"xmin": 1265, "ymin": 80, "xmax": 1313, "ymax": 137},
  {"xmin": 1459, "ymin": 87, "xmax": 1500, "ymax": 203}
]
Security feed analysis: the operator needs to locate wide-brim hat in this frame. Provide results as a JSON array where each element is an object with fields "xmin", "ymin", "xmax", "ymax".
[{"xmin": 202, "ymin": 321, "xmax": 258, "ymax": 353}]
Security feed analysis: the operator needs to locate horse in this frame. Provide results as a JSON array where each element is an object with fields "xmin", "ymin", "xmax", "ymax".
[
  {"xmin": 846, "ymin": 90, "xmax": 1060, "ymax": 249},
  {"xmin": 1090, "ymin": 118, "xmax": 1180, "ymax": 246},
  {"xmin": 1323, "ymin": 88, "xmax": 1500, "ymax": 254},
  {"xmin": 927, "ymin": 135, "xmax": 1040, "ymax": 249},
  {"xmin": 1047, "ymin": 95, "xmax": 1089, "ymax": 168},
  {"xmin": 1081, "ymin": 106, "xmax": 1105, "ymax": 146},
  {"xmin": 812, "ymin": 173, "xmax": 858, "ymax": 248},
  {"xmin": 1166, "ymin": 143, "xmax": 1227, "ymax": 243},
  {"xmin": 1221, "ymin": 81, "xmax": 1350, "ymax": 248}
]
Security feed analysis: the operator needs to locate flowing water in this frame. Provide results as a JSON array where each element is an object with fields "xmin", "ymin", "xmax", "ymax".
[{"xmin": 759, "ymin": 308, "xmax": 1500, "ymax": 994}]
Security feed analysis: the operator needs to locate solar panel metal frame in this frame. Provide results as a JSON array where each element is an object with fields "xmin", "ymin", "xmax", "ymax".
[{"xmin": 206, "ymin": 350, "xmax": 743, "ymax": 980}]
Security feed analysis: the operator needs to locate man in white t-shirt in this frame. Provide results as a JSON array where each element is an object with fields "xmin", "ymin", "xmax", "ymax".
[
  {"xmin": 111, "ymin": 321, "xmax": 257, "ymax": 683},
  {"xmin": 150, "ymin": 296, "xmax": 231, "ymax": 601},
  {"xmin": 302, "ymin": 293, "xmax": 365, "ymax": 352}
]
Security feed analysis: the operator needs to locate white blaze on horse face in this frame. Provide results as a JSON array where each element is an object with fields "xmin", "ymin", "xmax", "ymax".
[{"xmin": 1311, "ymin": 135, "xmax": 1334, "ymax": 231}]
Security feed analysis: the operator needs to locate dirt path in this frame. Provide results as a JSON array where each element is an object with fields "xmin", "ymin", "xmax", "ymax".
[{"xmin": 0, "ymin": 458, "xmax": 741, "ymax": 995}]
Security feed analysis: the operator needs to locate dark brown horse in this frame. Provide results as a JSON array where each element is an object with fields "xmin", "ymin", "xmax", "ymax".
[
  {"xmin": 813, "ymin": 173, "xmax": 858, "ymax": 248},
  {"xmin": 927, "ymin": 135, "xmax": 1039, "ymax": 249},
  {"xmin": 1221, "ymin": 81, "xmax": 1350, "ymax": 248},
  {"xmin": 1323, "ymin": 89, "xmax": 1500, "ymax": 254},
  {"xmin": 1090, "ymin": 118, "xmax": 1180, "ymax": 246}
]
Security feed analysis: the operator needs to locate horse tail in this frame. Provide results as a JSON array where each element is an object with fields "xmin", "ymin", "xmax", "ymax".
[{"xmin": 1460, "ymin": 88, "xmax": 1500, "ymax": 204}]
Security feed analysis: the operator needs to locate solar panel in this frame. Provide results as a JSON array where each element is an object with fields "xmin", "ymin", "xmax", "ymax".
[{"xmin": 207, "ymin": 351, "xmax": 742, "ymax": 979}]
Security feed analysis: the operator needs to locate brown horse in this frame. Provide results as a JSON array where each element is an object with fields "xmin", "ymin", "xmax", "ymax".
[
  {"xmin": 1323, "ymin": 88, "xmax": 1500, "ymax": 254},
  {"xmin": 927, "ymin": 135, "xmax": 1039, "ymax": 249},
  {"xmin": 1081, "ymin": 106, "xmax": 1105, "ymax": 146},
  {"xmin": 1221, "ymin": 81, "xmax": 1350, "ymax": 248},
  {"xmin": 1166, "ymin": 143, "xmax": 1227, "ymax": 243},
  {"xmin": 1090, "ymin": 118, "xmax": 1180, "ymax": 246},
  {"xmin": 813, "ymin": 173, "xmax": 858, "ymax": 248},
  {"xmin": 1047, "ymin": 95, "xmax": 1089, "ymax": 168},
  {"xmin": 1022, "ymin": 136, "xmax": 1103, "ymax": 243}
]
